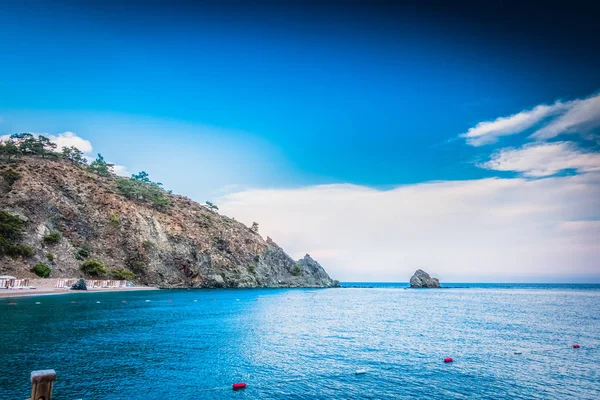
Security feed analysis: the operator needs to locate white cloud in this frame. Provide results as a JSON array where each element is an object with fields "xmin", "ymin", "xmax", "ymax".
[
  {"xmin": 48, "ymin": 131, "xmax": 93, "ymax": 152},
  {"xmin": 112, "ymin": 164, "xmax": 130, "ymax": 177},
  {"xmin": 219, "ymin": 174, "xmax": 600, "ymax": 283},
  {"xmin": 481, "ymin": 141, "xmax": 600, "ymax": 177},
  {"xmin": 462, "ymin": 93, "xmax": 600, "ymax": 146},
  {"xmin": 531, "ymin": 94, "xmax": 600, "ymax": 140},
  {"xmin": 461, "ymin": 102, "xmax": 567, "ymax": 146}
]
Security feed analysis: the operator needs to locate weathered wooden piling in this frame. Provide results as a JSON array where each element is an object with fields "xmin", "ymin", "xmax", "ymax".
[{"xmin": 29, "ymin": 369, "xmax": 56, "ymax": 400}]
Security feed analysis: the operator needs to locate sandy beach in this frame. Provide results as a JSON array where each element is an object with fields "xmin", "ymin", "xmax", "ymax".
[{"xmin": 0, "ymin": 278, "xmax": 159, "ymax": 298}]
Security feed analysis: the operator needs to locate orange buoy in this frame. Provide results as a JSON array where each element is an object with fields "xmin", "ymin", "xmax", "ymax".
[
  {"xmin": 444, "ymin": 357, "xmax": 453, "ymax": 363},
  {"xmin": 573, "ymin": 344, "xmax": 580, "ymax": 349},
  {"xmin": 232, "ymin": 382, "xmax": 247, "ymax": 390}
]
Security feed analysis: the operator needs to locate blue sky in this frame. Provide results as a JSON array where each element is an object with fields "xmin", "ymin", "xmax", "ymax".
[
  {"xmin": 1, "ymin": 0, "xmax": 599, "ymax": 281},
  {"xmin": 2, "ymin": 0, "xmax": 599, "ymax": 195}
]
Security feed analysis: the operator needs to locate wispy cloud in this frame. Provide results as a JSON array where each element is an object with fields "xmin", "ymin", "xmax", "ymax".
[
  {"xmin": 531, "ymin": 94, "xmax": 600, "ymax": 140},
  {"xmin": 462, "ymin": 102, "xmax": 567, "ymax": 146},
  {"xmin": 480, "ymin": 141, "xmax": 600, "ymax": 177},
  {"xmin": 219, "ymin": 174, "xmax": 600, "ymax": 282},
  {"xmin": 461, "ymin": 93, "xmax": 600, "ymax": 146}
]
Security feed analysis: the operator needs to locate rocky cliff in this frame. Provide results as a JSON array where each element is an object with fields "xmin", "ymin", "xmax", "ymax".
[
  {"xmin": 0, "ymin": 157, "xmax": 339, "ymax": 288},
  {"xmin": 409, "ymin": 269, "xmax": 440, "ymax": 288}
]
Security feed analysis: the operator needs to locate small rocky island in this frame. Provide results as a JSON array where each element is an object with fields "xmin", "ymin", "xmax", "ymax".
[{"xmin": 409, "ymin": 269, "xmax": 440, "ymax": 288}]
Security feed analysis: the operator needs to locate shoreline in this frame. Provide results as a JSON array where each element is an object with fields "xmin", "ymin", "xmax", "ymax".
[{"xmin": 0, "ymin": 286, "xmax": 160, "ymax": 299}]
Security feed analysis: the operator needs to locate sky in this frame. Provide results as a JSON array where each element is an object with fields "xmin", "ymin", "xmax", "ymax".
[{"xmin": 1, "ymin": 0, "xmax": 599, "ymax": 282}]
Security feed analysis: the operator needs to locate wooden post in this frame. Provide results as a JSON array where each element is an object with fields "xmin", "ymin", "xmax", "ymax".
[{"xmin": 30, "ymin": 370, "xmax": 56, "ymax": 400}]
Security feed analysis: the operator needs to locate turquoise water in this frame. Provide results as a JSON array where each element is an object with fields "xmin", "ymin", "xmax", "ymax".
[{"xmin": 1, "ymin": 284, "xmax": 599, "ymax": 399}]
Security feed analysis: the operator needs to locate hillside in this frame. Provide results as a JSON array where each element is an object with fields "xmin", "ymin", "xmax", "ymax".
[{"xmin": 0, "ymin": 157, "xmax": 339, "ymax": 288}]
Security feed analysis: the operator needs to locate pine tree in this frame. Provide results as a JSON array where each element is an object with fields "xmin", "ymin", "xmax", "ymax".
[{"xmin": 87, "ymin": 153, "xmax": 114, "ymax": 176}]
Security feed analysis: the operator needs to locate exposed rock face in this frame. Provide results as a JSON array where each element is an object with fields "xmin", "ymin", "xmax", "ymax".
[
  {"xmin": 409, "ymin": 269, "xmax": 440, "ymax": 288},
  {"xmin": 0, "ymin": 158, "xmax": 339, "ymax": 288}
]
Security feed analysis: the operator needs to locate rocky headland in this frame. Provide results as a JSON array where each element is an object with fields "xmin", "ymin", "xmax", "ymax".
[{"xmin": 0, "ymin": 155, "xmax": 339, "ymax": 289}]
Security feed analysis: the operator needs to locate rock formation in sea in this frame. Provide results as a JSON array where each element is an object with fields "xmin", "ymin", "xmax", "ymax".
[
  {"xmin": 409, "ymin": 269, "xmax": 440, "ymax": 288},
  {"xmin": 0, "ymin": 156, "xmax": 339, "ymax": 288}
]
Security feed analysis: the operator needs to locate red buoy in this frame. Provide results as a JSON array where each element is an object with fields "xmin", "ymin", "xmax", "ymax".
[
  {"xmin": 444, "ymin": 357, "xmax": 453, "ymax": 363},
  {"xmin": 232, "ymin": 382, "xmax": 247, "ymax": 390},
  {"xmin": 573, "ymin": 344, "xmax": 580, "ymax": 349}
]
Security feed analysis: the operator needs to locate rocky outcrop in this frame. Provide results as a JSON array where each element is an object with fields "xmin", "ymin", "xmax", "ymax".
[
  {"xmin": 0, "ymin": 158, "xmax": 339, "ymax": 288},
  {"xmin": 409, "ymin": 269, "xmax": 440, "ymax": 288}
]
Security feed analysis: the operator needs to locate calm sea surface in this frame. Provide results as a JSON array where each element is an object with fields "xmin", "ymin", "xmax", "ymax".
[{"xmin": 1, "ymin": 283, "xmax": 599, "ymax": 399}]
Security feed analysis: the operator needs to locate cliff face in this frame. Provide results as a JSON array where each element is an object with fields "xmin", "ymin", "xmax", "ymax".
[{"xmin": 0, "ymin": 158, "xmax": 339, "ymax": 288}]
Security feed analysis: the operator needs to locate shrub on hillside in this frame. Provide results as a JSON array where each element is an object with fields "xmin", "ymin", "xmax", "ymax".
[
  {"xmin": 80, "ymin": 259, "xmax": 107, "ymax": 276},
  {"xmin": 31, "ymin": 263, "xmax": 51, "ymax": 278},
  {"xmin": 1, "ymin": 168, "xmax": 21, "ymax": 188},
  {"xmin": 75, "ymin": 244, "xmax": 91, "ymax": 260},
  {"xmin": 0, "ymin": 211, "xmax": 35, "ymax": 258},
  {"xmin": 109, "ymin": 214, "xmax": 120, "ymax": 227},
  {"xmin": 43, "ymin": 231, "xmax": 61, "ymax": 244},
  {"xmin": 111, "ymin": 269, "xmax": 136, "ymax": 280},
  {"xmin": 291, "ymin": 264, "xmax": 302, "ymax": 277},
  {"xmin": 4, "ymin": 243, "xmax": 34, "ymax": 258},
  {"xmin": 0, "ymin": 210, "xmax": 25, "ymax": 242}
]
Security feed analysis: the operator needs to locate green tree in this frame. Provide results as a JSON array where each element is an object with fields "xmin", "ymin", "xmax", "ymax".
[
  {"xmin": 62, "ymin": 146, "xmax": 87, "ymax": 165},
  {"xmin": 87, "ymin": 153, "xmax": 114, "ymax": 176},
  {"xmin": 7, "ymin": 133, "xmax": 57, "ymax": 158},
  {"xmin": 0, "ymin": 140, "xmax": 20, "ymax": 162},
  {"xmin": 206, "ymin": 201, "xmax": 219, "ymax": 211},
  {"xmin": 37, "ymin": 135, "xmax": 57, "ymax": 158},
  {"xmin": 251, "ymin": 222, "xmax": 259, "ymax": 233},
  {"xmin": 80, "ymin": 259, "xmax": 107, "ymax": 276},
  {"xmin": 131, "ymin": 171, "xmax": 151, "ymax": 183},
  {"xmin": 9, "ymin": 133, "xmax": 34, "ymax": 149},
  {"xmin": 31, "ymin": 263, "xmax": 51, "ymax": 278},
  {"xmin": 12, "ymin": 133, "xmax": 39, "ymax": 155}
]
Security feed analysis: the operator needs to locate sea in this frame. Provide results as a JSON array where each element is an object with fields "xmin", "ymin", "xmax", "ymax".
[{"xmin": 1, "ymin": 283, "xmax": 599, "ymax": 399}]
